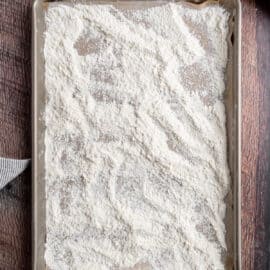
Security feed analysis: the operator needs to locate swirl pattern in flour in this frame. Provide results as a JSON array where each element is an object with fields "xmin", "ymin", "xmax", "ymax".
[{"xmin": 44, "ymin": 3, "xmax": 230, "ymax": 270}]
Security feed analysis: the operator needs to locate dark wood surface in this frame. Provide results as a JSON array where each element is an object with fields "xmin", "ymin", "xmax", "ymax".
[
  {"xmin": 241, "ymin": 0, "xmax": 270, "ymax": 269},
  {"xmin": 0, "ymin": 0, "xmax": 32, "ymax": 270},
  {"xmin": 0, "ymin": 0, "xmax": 269, "ymax": 269}
]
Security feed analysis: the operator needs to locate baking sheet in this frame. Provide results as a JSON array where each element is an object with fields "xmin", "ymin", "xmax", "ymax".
[{"xmin": 32, "ymin": 0, "xmax": 241, "ymax": 269}]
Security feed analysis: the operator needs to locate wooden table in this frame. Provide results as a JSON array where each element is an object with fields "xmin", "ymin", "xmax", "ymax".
[
  {"xmin": 0, "ymin": 0, "xmax": 269, "ymax": 269},
  {"xmin": 241, "ymin": 1, "xmax": 270, "ymax": 269}
]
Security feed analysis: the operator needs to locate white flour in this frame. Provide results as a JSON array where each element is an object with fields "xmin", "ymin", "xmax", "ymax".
[{"xmin": 44, "ymin": 3, "xmax": 230, "ymax": 270}]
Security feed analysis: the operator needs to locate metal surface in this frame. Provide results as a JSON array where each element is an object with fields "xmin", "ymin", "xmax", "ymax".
[{"xmin": 32, "ymin": 0, "xmax": 241, "ymax": 269}]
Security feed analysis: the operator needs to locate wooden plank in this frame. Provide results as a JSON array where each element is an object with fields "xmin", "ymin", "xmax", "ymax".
[
  {"xmin": 0, "ymin": 170, "xmax": 31, "ymax": 270},
  {"xmin": 241, "ymin": 0, "xmax": 260, "ymax": 269},
  {"xmin": 0, "ymin": 0, "xmax": 32, "ymax": 269},
  {"xmin": 254, "ymin": 1, "xmax": 270, "ymax": 269}
]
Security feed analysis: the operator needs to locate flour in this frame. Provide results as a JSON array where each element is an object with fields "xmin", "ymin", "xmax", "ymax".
[{"xmin": 44, "ymin": 3, "xmax": 230, "ymax": 270}]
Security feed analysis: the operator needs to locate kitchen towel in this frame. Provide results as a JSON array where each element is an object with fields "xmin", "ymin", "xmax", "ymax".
[{"xmin": 0, "ymin": 157, "xmax": 30, "ymax": 190}]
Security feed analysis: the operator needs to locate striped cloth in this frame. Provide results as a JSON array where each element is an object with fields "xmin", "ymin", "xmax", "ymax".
[{"xmin": 0, "ymin": 157, "xmax": 30, "ymax": 189}]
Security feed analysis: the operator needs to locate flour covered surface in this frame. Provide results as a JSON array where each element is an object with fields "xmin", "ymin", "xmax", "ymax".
[{"xmin": 44, "ymin": 2, "xmax": 230, "ymax": 270}]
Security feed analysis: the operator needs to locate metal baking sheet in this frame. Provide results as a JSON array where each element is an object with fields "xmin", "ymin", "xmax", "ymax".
[{"xmin": 32, "ymin": 0, "xmax": 241, "ymax": 269}]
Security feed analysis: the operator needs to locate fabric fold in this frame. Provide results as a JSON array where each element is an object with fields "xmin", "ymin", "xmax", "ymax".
[{"xmin": 0, "ymin": 157, "xmax": 30, "ymax": 189}]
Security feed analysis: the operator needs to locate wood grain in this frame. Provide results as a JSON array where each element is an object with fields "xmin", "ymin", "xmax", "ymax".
[
  {"xmin": 0, "ymin": 0, "xmax": 270, "ymax": 269},
  {"xmin": 241, "ymin": 0, "xmax": 259, "ymax": 269},
  {"xmin": 253, "ymin": 1, "xmax": 270, "ymax": 269},
  {"xmin": 241, "ymin": 0, "xmax": 270, "ymax": 269},
  {"xmin": 0, "ymin": 0, "xmax": 32, "ymax": 269}
]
